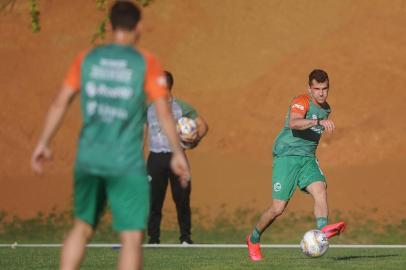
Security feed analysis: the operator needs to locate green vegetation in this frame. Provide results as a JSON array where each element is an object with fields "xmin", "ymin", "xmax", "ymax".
[
  {"xmin": 29, "ymin": 0, "xmax": 40, "ymax": 32},
  {"xmin": 0, "ymin": 0, "xmax": 16, "ymax": 12},
  {"xmin": 136, "ymin": 0, "xmax": 152, "ymax": 6},
  {"xmin": 1, "ymin": 207, "xmax": 406, "ymax": 245},
  {"xmin": 1, "ymin": 0, "xmax": 153, "ymax": 35},
  {"xmin": 96, "ymin": 0, "xmax": 108, "ymax": 10},
  {"xmin": 92, "ymin": 0, "xmax": 110, "ymax": 44},
  {"xmin": 0, "ymin": 247, "xmax": 405, "ymax": 270}
]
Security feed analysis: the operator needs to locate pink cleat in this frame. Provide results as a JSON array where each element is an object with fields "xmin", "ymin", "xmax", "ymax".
[
  {"xmin": 321, "ymin": 221, "xmax": 346, "ymax": 239},
  {"xmin": 246, "ymin": 235, "xmax": 263, "ymax": 261}
]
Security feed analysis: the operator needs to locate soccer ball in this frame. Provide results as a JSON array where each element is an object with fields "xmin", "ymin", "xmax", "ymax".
[
  {"xmin": 300, "ymin": 229, "xmax": 329, "ymax": 258},
  {"xmin": 177, "ymin": 117, "xmax": 197, "ymax": 137},
  {"xmin": 176, "ymin": 117, "xmax": 197, "ymax": 149}
]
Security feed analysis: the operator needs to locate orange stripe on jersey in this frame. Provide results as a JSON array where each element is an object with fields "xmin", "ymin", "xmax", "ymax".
[
  {"xmin": 140, "ymin": 49, "xmax": 168, "ymax": 102},
  {"xmin": 63, "ymin": 49, "xmax": 89, "ymax": 91},
  {"xmin": 290, "ymin": 94, "xmax": 310, "ymax": 116}
]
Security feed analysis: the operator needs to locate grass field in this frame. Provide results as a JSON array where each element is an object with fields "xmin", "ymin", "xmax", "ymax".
[
  {"xmin": 1, "ymin": 209, "xmax": 406, "ymax": 244},
  {"xmin": 1, "ymin": 209, "xmax": 405, "ymax": 269},
  {"xmin": 0, "ymin": 247, "xmax": 405, "ymax": 270}
]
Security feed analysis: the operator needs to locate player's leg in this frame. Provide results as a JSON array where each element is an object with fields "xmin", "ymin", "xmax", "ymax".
[
  {"xmin": 118, "ymin": 231, "xmax": 144, "ymax": 270},
  {"xmin": 300, "ymin": 158, "xmax": 345, "ymax": 238},
  {"xmin": 300, "ymin": 158, "xmax": 328, "ymax": 230},
  {"xmin": 298, "ymin": 157, "xmax": 328, "ymax": 230},
  {"xmin": 60, "ymin": 170, "xmax": 106, "ymax": 270},
  {"xmin": 60, "ymin": 220, "xmax": 94, "ymax": 270},
  {"xmin": 250, "ymin": 156, "xmax": 299, "ymax": 242},
  {"xmin": 169, "ymin": 167, "xmax": 192, "ymax": 244},
  {"xmin": 307, "ymin": 182, "xmax": 345, "ymax": 237},
  {"xmin": 252, "ymin": 199, "xmax": 288, "ymax": 240},
  {"xmin": 108, "ymin": 172, "xmax": 149, "ymax": 269},
  {"xmin": 306, "ymin": 181, "xmax": 328, "ymax": 229},
  {"xmin": 246, "ymin": 156, "xmax": 298, "ymax": 261},
  {"xmin": 147, "ymin": 152, "xmax": 170, "ymax": 244},
  {"xmin": 246, "ymin": 199, "xmax": 288, "ymax": 261}
]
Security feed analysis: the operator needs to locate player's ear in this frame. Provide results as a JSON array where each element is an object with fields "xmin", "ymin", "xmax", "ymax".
[
  {"xmin": 135, "ymin": 22, "xmax": 143, "ymax": 35},
  {"xmin": 106, "ymin": 21, "xmax": 112, "ymax": 32},
  {"xmin": 133, "ymin": 22, "xmax": 143, "ymax": 42}
]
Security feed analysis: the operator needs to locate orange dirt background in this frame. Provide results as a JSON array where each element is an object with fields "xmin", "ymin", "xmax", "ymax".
[{"xmin": 0, "ymin": 1, "xmax": 405, "ymax": 223}]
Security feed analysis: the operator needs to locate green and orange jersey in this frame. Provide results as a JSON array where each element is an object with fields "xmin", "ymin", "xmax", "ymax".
[
  {"xmin": 63, "ymin": 44, "xmax": 168, "ymax": 176},
  {"xmin": 273, "ymin": 94, "xmax": 331, "ymax": 157}
]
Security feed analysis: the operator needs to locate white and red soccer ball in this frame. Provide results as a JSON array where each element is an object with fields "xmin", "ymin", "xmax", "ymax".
[
  {"xmin": 176, "ymin": 117, "xmax": 197, "ymax": 149},
  {"xmin": 300, "ymin": 229, "xmax": 329, "ymax": 258}
]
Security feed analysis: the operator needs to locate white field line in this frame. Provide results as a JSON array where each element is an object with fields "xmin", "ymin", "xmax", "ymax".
[{"xmin": 0, "ymin": 244, "xmax": 406, "ymax": 249}]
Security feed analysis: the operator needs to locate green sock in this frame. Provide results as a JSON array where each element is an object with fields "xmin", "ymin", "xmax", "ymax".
[
  {"xmin": 250, "ymin": 227, "xmax": 261, "ymax": 244},
  {"xmin": 316, "ymin": 217, "xmax": 328, "ymax": 230}
]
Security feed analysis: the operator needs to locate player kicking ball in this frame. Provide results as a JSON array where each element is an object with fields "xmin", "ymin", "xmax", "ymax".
[{"xmin": 246, "ymin": 69, "xmax": 345, "ymax": 261}]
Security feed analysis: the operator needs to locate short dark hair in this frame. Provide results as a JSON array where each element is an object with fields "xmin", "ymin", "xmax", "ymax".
[
  {"xmin": 308, "ymin": 69, "xmax": 329, "ymax": 86},
  {"xmin": 164, "ymin": 70, "xmax": 174, "ymax": 90},
  {"xmin": 109, "ymin": 1, "xmax": 141, "ymax": 31}
]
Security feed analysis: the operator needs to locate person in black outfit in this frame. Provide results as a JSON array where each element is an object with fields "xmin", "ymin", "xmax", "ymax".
[{"xmin": 146, "ymin": 71, "xmax": 208, "ymax": 244}]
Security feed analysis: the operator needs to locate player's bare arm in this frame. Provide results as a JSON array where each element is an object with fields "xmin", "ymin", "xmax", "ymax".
[
  {"xmin": 154, "ymin": 97, "xmax": 191, "ymax": 185},
  {"xmin": 142, "ymin": 124, "xmax": 149, "ymax": 159},
  {"xmin": 289, "ymin": 112, "xmax": 318, "ymax": 130},
  {"xmin": 195, "ymin": 116, "xmax": 209, "ymax": 140},
  {"xmin": 31, "ymin": 86, "xmax": 78, "ymax": 173}
]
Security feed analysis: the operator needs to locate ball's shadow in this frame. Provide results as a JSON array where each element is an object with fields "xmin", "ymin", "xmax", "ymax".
[{"xmin": 332, "ymin": 254, "xmax": 398, "ymax": 261}]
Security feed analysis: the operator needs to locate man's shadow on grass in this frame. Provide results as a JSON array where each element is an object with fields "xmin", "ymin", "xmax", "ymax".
[{"xmin": 332, "ymin": 254, "xmax": 398, "ymax": 261}]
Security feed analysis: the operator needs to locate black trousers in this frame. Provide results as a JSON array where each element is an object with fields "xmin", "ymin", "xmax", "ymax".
[{"xmin": 147, "ymin": 152, "xmax": 191, "ymax": 242}]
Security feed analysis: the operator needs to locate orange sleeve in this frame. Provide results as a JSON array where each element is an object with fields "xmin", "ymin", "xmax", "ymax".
[
  {"xmin": 62, "ymin": 50, "xmax": 88, "ymax": 91},
  {"xmin": 140, "ymin": 50, "xmax": 168, "ymax": 101},
  {"xmin": 290, "ymin": 95, "xmax": 310, "ymax": 116}
]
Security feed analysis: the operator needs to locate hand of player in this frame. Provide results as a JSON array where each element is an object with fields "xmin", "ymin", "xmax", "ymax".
[
  {"xmin": 170, "ymin": 151, "xmax": 191, "ymax": 188},
  {"xmin": 31, "ymin": 143, "xmax": 52, "ymax": 174},
  {"xmin": 320, "ymin": 119, "xmax": 335, "ymax": 133},
  {"xmin": 181, "ymin": 130, "xmax": 198, "ymax": 143}
]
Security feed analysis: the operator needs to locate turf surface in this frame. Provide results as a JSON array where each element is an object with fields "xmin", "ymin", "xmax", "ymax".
[{"xmin": 0, "ymin": 247, "xmax": 405, "ymax": 270}]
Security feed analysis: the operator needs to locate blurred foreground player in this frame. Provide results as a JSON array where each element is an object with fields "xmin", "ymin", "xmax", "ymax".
[{"xmin": 31, "ymin": 1, "xmax": 190, "ymax": 269}]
